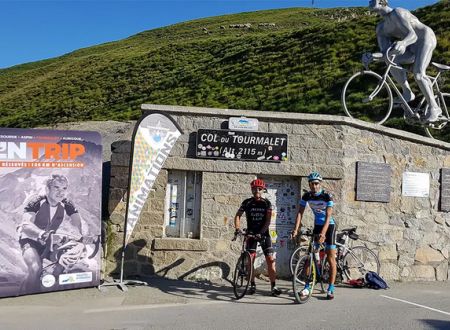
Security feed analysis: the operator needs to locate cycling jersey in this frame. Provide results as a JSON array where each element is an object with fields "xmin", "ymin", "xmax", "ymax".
[
  {"xmin": 238, "ymin": 197, "xmax": 272, "ymax": 235},
  {"xmin": 24, "ymin": 195, "xmax": 78, "ymax": 231},
  {"xmin": 299, "ymin": 190, "xmax": 335, "ymax": 225},
  {"xmin": 19, "ymin": 195, "xmax": 79, "ymax": 256}
]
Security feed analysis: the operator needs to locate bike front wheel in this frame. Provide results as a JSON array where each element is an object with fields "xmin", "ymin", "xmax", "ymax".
[
  {"xmin": 289, "ymin": 245, "xmax": 308, "ymax": 276},
  {"xmin": 424, "ymin": 93, "xmax": 450, "ymax": 141},
  {"xmin": 233, "ymin": 251, "xmax": 253, "ymax": 300},
  {"xmin": 293, "ymin": 254, "xmax": 316, "ymax": 304},
  {"xmin": 342, "ymin": 246, "xmax": 380, "ymax": 281},
  {"xmin": 342, "ymin": 70, "xmax": 393, "ymax": 125}
]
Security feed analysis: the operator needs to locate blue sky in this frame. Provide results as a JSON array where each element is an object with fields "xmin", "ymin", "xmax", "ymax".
[{"xmin": 0, "ymin": 0, "xmax": 439, "ymax": 69}]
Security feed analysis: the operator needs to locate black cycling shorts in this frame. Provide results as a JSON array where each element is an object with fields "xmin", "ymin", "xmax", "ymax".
[
  {"xmin": 19, "ymin": 238, "xmax": 46, "ymax": 257},
  {"xmin": 246, "ymin": 235, "xmax": 274, "ymax": 256},
  {"xmin": 313, "ymin": 224, "xmax": 336, "ymax": 250}
]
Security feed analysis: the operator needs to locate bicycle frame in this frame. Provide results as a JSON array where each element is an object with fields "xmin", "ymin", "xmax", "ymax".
[
  {"xmin": 234, "ymin": 231, "xmax": 257, "ymax": 255},
  {"xmin": 302, "ymin": 231, "xmax": 326, "ymax": 285},
  {"xmin": 368, "ymin": 47, "xmax": 448, "ymax": 120}
]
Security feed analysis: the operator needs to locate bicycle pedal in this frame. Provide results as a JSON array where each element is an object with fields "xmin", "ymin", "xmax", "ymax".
[{"xmin": 249, "ymin": 286, "xmax": 256, "ymax": 295}]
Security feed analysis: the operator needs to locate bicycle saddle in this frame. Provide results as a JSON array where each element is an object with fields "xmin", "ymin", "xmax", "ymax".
[
  {"xmin": 372, "ymin": 52, "xmax": 383, "ymax": 60},
  {"xmin": 432, "ymin": 62, "xmax": 450, "ymax": 71}
]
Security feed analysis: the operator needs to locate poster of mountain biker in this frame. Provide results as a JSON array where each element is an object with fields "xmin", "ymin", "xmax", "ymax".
[{"xmin": 0, "ymin": 128, "xmax": 102, "ymax": 298}]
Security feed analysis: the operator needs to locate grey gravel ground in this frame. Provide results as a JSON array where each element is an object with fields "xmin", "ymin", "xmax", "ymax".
[{"xmin": 0, "ymin": 278, "xmax": 449, "ymax": 330}]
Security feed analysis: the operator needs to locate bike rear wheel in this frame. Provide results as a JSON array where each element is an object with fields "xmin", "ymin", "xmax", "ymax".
[
  {"xmin": 342, "ymin": 246, "xmax": 380, "ymax": 280},
  {"xmin": 342, "ymin": 70, "xmax": 393, "ymax": 125},
  {"xmin": 322, "ymin": 257, "xmax": 345, "ymax": 284},
  {"xmin": 424, "ymin": 93, "xmax": 450, "ymax": 140},
  {"xmin": 293, "ymin": 254, "xmax": 316, "ymax": 304},
  {"xmin": 289, "ymin": 245, "xmax": 308, "ymax": 276},
  {"xmin": 233, "ymin": 251, "xmax": 253, "ymax": 300}
]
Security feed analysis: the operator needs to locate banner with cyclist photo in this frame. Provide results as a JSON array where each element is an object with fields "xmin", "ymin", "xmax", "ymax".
[{"xmin": 0, "ymin": 128, "xmax": 102, "ymax": 298}]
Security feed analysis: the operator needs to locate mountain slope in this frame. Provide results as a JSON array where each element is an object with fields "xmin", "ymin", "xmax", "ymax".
[{"xmin": 0, "ymin": 3, "xmax": 448, "ymax": 129}]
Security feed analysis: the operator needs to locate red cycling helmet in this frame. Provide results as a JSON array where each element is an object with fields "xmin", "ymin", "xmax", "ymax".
[{"xmin": 250, "ymin": 179, "xmax": 266, "ymax": 190}]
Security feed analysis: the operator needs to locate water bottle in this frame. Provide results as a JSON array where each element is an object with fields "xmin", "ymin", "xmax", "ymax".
[
  {"xmin": 315, "ymin": 251, "xmax": 320, "ymax": 263},
  {"xmin": 320, "ymin": 250, "xmax": 326, "ymax": 262}
]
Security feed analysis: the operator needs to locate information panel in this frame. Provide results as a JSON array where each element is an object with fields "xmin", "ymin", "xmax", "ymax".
[
  {"xmin": 402, "ymin": 172, "xmax": 430, "ymax": 197},
  {"xmin": 440, "ymin": 168, "xmax": 450, "ymax": 212},
  {"xmin": 196, "ymin": 129, "xmax": 288, "ymax": 162},
  {"xmin": 356, "ymin": 161, "xmax": 391, "ymax": 202},
  {"xmin": 0, "ymin": 128, "xmax": 102, "ymax": 298}
]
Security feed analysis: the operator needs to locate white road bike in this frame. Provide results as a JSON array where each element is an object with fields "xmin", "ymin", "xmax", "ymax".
[{"xmin": 342, "ymin": 46, "xmax": 450, "ymax": 140}]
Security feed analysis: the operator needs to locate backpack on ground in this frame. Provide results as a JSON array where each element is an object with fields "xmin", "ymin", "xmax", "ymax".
[{"xmin": 365, "ymin": 271, "xmax": 389, "ymax": 290}]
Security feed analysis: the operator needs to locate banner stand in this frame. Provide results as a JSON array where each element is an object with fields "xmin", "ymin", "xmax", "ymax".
[
  {"xmin": 98, "ymin": 251, "xmax": 147, "ymax": 292},
  {"xmin": 99, "ymin": 112, "xmax": 182, "ymax": 292}
]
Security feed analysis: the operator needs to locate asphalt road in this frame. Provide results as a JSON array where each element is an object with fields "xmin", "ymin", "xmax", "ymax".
[{"xmin": 0, "ymin": 278, "xmax": 449, "ymax": 330}]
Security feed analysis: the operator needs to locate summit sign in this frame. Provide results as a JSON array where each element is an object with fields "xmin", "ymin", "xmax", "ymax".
[{"xmin": 196, "ymin": 129, "xmax": 288, "ymax": 162}]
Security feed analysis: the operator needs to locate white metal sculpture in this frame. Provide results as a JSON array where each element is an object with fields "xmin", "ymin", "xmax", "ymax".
[{"xmin": 369, "ymin": 0, "xmax": 441, "ymax": 122}]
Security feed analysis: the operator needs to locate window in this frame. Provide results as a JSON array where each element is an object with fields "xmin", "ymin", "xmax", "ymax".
[{"xmin": 164, "ymin": 170, "xmax": 202, "ymax": 238}]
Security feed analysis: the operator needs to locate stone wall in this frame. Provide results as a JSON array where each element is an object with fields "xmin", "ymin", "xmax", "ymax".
[
  {"xmin": 105, "ymin": 104, "xmax": 450, "ymax": 282},
  {"xmin": 340, "ymin": 127, "xmax": 450, "ymax": 281}
]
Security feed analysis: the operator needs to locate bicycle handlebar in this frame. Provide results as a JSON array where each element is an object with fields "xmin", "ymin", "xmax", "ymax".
[
  {"xmin": 232, "ymin": 229, "xmax": 261, "ymax": 241},
  {"xmin": 385, "ymin": 46, "xmax": 401, "ymax": 68},
  {"xmin": 299, "ymin": 227, "xmax": 313, "ymax": 236},
  {"xmin": 47, "ymin": 232, "xmax": 101, "ymax": 258}
]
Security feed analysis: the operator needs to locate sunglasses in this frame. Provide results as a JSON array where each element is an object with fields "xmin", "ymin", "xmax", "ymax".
[
  {"xmin": 252, "ymin": 187, "xmax": 264, "ymax": 191},
  {"xmin": 310, "ymin": 181, "xmax": 321, "ymax": 185}
]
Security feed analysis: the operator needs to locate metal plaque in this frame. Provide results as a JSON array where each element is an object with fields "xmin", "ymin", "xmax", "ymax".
[
  {"xmin": 356, "ymin": 161, "xmax": 391, "ymax": 202},
  {"xmin": 440, "ymin": 168, "xmax": 450, "ymax": 212},
  {"xmin": 228, "ymin": 117, "xmax": 259, "ymax": 131}
]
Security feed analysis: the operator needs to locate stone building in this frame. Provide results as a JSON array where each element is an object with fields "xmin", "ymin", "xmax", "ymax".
[{"xmin": 106, "ymin": 104, "xmax": 450, "ymax": 282}]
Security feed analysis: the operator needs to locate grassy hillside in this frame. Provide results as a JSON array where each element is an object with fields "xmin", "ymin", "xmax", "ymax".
[{"xmin": 0, "ymin": 2, "xmax": 449, "ymax": 130}]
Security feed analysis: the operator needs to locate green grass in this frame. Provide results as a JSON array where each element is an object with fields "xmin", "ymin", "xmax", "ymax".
[{"xmin": 0, "ymin": 2, "xmax": 449, "ymax": 135}]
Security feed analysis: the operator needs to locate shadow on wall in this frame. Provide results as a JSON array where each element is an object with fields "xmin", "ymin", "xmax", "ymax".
[
  {"xmin": 105, "ymin": 239, "xmax": 240, "ymax": 302},
  {"xmin": 178, "ymin": 261, "xmax": 231, "ymax": 283},
  {"xmin": 101, "ymin": 161, "xmax": 111, "ymax": 245},
  {"xmin": 186, "ymin": 132, "xmax": 198, "ymax": 158},
  {"xmin": 109, "ymin": 239, "xmax": 155, "ymax": 277},
  {"xmin": 108, "ymin": 239, "xmax": 232, "ymax": 284},
  {"xmin": 102, "ymin": 161, "xmax": 111, "ymax": 219}
]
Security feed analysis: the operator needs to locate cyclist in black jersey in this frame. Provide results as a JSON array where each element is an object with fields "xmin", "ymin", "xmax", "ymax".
[
  {"xmin": 17, "ymin": 174, "xmax": 83, "ymax": 293},
  {"xmin": 234, "ymin": 178, "xmax": 281, "ymax": 296}
]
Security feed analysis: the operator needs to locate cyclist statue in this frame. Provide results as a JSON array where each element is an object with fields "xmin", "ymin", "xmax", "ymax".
[
  {"xmin": 369, "ymin": 0, "xmax": 441, "ymax": 122},
  {"xmin": 234, "ymin": 178, "xmax": 281, "ymax": 296},
  {"xmin": 291, "ymin": 172, "xmax": 337, "ymax": 300},
  {"xmin": 17, "ymin": 174, "xmax": 83, "ymax": 293}
]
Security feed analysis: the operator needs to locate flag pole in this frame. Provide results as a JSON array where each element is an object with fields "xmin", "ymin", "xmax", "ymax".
[
  {"xmin": 99, "ymin": 111, "xmax": 182, "ymax": 292},
  {"xmin": 99, "ymin": 113, "xmax": 148, "ymax": 292}
]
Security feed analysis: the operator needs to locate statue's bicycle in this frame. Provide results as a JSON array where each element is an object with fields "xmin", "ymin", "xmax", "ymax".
[{"xmin": 341, "ymin": 46, "xmax": 450, "ymax": 140}]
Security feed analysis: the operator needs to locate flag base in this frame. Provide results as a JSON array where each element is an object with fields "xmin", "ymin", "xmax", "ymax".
[{"xmin": 98, "ymin": 278, "xmax": 148, "ymax": 292}]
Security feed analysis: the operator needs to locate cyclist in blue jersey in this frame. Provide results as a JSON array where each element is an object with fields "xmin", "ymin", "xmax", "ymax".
[{"xmin": 291, "ymin": 172, "xmax": 337, "ymax": 300}]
